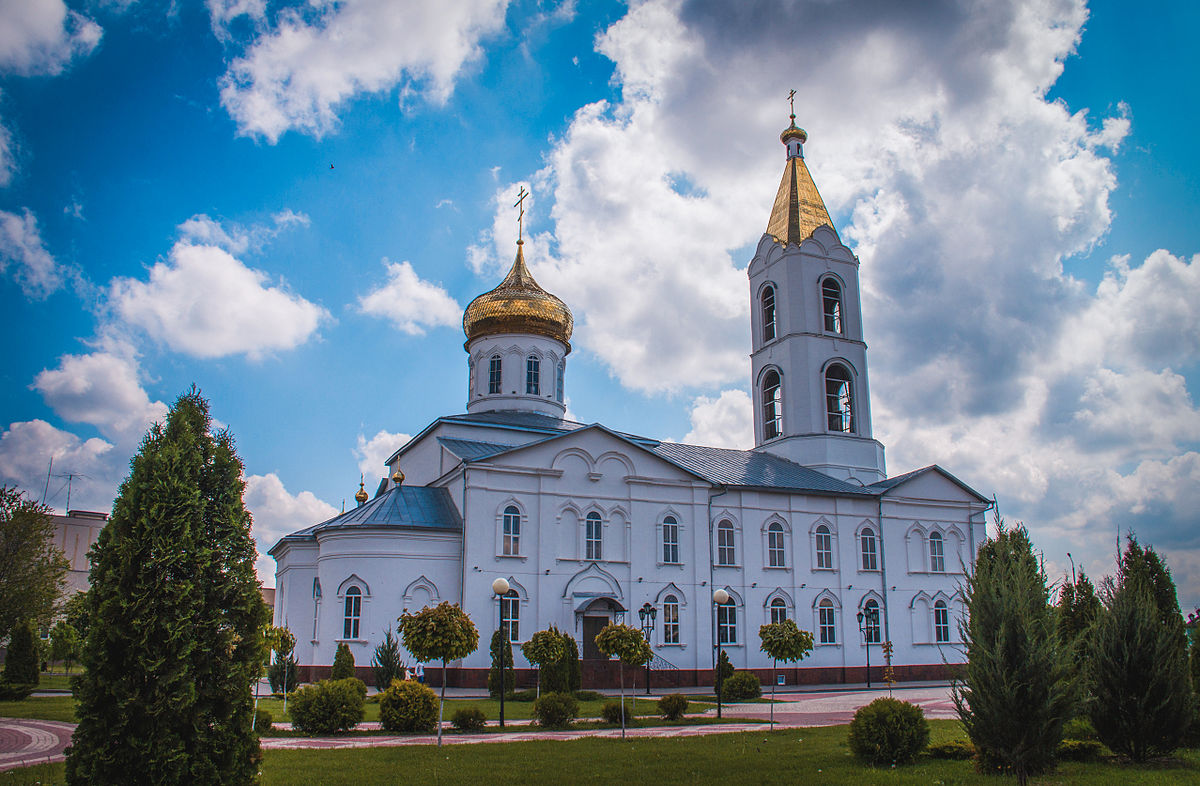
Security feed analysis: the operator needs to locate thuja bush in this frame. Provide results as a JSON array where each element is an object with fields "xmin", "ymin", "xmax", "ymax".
[
  {"xmin": 451, "ymin": 707, "xmax": 487, "ymax": 732},
  {"xmin": 847, "ymin": 697, "xmax": 930, "ymax": 766},
  {"xmin": 601, "ymin": 700, "xmax": 635, "ymax": 725},
  {"xmin": 722, "ymin": 671, "xmax": 762, "ymax": 700},
  {"xmin": 330, "ymin": 642, "xmax": 355, "ymax": 681},
  {"xmin": 658, "ymin": 694, "xmax": 689, "ymax": 721},
  {"xmin": 532, "ymin": 692, "xmax": 579, "ymax": 729},
  {"xmin": 380, "ymin": 679, "xmax": 439, "ymax": 733},
  {"xmin": 289, "ymin": 678, "xmax": 367, "ymax": 735},
  {"xmin": 253, "ymin": 708, "xmax": 273, "ymax": 733}
]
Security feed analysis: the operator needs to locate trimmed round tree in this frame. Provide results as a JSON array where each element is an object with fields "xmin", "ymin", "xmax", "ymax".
[
  {"xmin": 594, "ymin": 623, "xmax": 652, "ymax": 739},
  {"xmin": 758, "ymin": 618, "xmax": 814, "ymax": 727},
  {"xmin": 399, "ymin": 602, "xmax": 479, "ymax": 746},
  {"xmin": 522, "ymin": 627, "xmax": 566, "ymax": 697},
  {"xmin": 331, "ymin": 642, "xmax": 355, "ymax": 680}
]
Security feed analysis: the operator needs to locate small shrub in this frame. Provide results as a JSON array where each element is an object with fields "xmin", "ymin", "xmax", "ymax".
[
  {"xmin": 573, "ymin": 690, "xmax": 604, "ymax": 702},
  {"xmin": 289, "ymin": 678, "xmax": 366, "ymax": 735},
  {"xmin": 601, "ymin": 700, "xmax": 635, "ymax": 725},
  {"xmin": 532, "ymin": 692, "xmax": 579, "ymax": 729},
  {"xmin": 848, "ymin": 697, "xmax": 930, "ymax": 766},
  {"xmin": 511, "ymin": 688, "xmax": 538, "ymax": 702},
  {"xmin": 0, "ymin": 681, "xmax": 35, "ymax": 701},
  {"xmin": 1057, "ymin": 739, "xmax": 1105, "ymax": 762},
  {"xmin": 926, "ymin": 740, "xmax": 975, "ymax": 760},
  {"xmin": 451, "ymin": 707, "xmax": 487, "ymax": 732},
  {"xmin": 330, "ymin": 642, "xmax": 355, "ymax": 680},
  {"xmin": 379, "ymin": 679, "xmax": 439, "ymax": 733},
  {"xmin": 253, "ymin": 708, "xmax": 273, "ymax": 733},
  {"xmin": 658, "ymin": 693, "xmax": 689, "ymax": 721},
  {"xmin": 722, "ymin": 671, "xmax": 761, "ymax": 700},
  {"xmin": 1062, "ymin": 716, "xmax": 1098, "ymax": 741},
  {"xmin": 3, "ymin": 622, "xmax": 39, "ymax": 686}
]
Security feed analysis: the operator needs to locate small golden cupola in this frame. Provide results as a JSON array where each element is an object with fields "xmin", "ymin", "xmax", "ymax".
[
  {"xmin": 354, "ymin": 477, "xmax": 369, "ymax": 507},
  {"xmin": 462, "ymin": 239, "xmax": 573, "ymax": 349},
  {"xmin": 766, "ymin": 109, "xmax": 837, "ymax": 247}
]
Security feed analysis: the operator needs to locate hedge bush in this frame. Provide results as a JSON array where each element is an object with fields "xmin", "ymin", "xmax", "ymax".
[
  {"xmin": 253, "ymin": 708, "xmax": 273, "ymax": 733},
  {"xmin": 601, "ymin": 700, "xmax": 636, "ymax": 725},
  {"xmin": 0, "ymin": 681, "xmax": 35, "ymax": 701},
  {"xmin": 658, "ymin": 693, "xmax": 689, "ymax": 721},
  {"xmin": 1062, "ymin": 716, "xmax": 1098, "ymax": 741},
  {"xmin": 573, "ymin": 690, "xmax": 604, "ymax": 702},
  {"xmin": 847, "ymin": 697, "xmax": 930, "ymax": 766},
  {"xmin": 511, "ymin": 688, "xmax": 538, "ymax": 702},
  {"xmin": 451, "ymin": 707, "xmax": 487, "ymax": 732},
  {"xmin": 532, "ymin": 692, "xmax": 579, "ymax": 729},
  {"xmin": 379, "ymin": 679, "xmax": 439, "ymax": 733},
  {"xmin": 722, "ymin": 670, "xmax": 762, "ymax": 700},
  {"xmin": 1057, "ymin": 739, "xmax": 1105, "ymax": 762},
  {"xmin": 926, "ymin": 740, "xmax": 974, "ymax": 760},
  {"xmin": 289, "ymin": 678, "xmax": 367, "ymax": 735}
]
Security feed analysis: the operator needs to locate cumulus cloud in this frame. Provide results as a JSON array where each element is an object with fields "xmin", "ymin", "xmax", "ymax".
[
  {"xmin": 0, "ymin": 208, "xmax": 64, "ymax": 298},
  {"xmin": 216, "ymin": 0, "xmax": 510, "ymax": 141},
  {"xmin": 111, "ymin": 231, "xmax": 329, "ymax": 359},
  {"xmin": 244, "ymin": 473, "xmax": 338, "ymax": 583},
  {"xmin": 357, "ymin": 260, "xmax": 461, "ymax": 335},
  {"xmin": 683, "ymin": 389, "xmax": 752, "ymax": 449},
  {"xmin": 0, "ymin": 0, "xmax": 101, "ymax": 76},
  {"xmin": 32, "ymin": 348, "xmax": 167, "ymax": 445},
  {"xmin": 0, "ymin": 419, "xmax": 119, "ymax": 514},
  {"xmin": 355, "ymin": 429, "xmax": 410, "ymax": 481},
  {"xmin": 0, "ymin": 111, "xmax": 13, "ymax": 187}
]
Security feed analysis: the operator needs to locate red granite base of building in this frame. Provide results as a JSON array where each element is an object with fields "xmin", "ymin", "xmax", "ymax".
[{"xmin": 295, "ymin": 661, "xmax": 960, "ymax": 689}]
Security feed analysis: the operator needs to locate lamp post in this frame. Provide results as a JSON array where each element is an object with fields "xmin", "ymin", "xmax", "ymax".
[
  {"xmin": 856, "ymin": 606, "xmax": 880, "ymax": 689},
  {"xmin": 638, "ymin": 602, "xmax": 657, "ymax": 695},
  {"xmin": 492, "ymin": 577, "xmax": 510, "ymax": 728},
  {"xmin": 712, "ymin": 588, "xmax": 729, "ymax": 719}
]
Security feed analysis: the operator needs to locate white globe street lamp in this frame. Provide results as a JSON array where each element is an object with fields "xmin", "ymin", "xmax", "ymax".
[
  {"xmin": 712, "ymin": 588, "xmax": 730, "ymax": 719},
  {"xmin": 492, "ymin": 577, "xmax": 511, "ymax": 726}
]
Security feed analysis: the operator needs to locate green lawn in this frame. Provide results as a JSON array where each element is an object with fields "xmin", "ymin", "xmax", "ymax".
[
  {"xmin": 32, "ymin": 673, "xmax": 75, "ymax": 691},
  {"xmin": 0, "ymin": 695, "xmax": 76, "ymax": 722}
]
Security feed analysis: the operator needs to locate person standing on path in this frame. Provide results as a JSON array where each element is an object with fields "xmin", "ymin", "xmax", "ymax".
[{"xmin": 415, "ymin": 663, "xmax": 425, "ymax": 684}]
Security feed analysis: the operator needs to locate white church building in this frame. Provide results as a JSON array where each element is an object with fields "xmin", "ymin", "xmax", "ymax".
[{"xmin": 270, "ymin": 116, "xmax": 991, "ymax": 688}]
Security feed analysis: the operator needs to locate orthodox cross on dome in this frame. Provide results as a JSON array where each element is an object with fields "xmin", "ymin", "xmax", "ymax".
[
  {"xmin": 514, "ymin": 186, "xmax": 529, "ymax": 242},
  {"xmin": 787, "ymin": 89, "xmax": 796, "ymax": 121}
]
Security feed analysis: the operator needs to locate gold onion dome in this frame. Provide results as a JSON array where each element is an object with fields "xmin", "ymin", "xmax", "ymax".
[
  {"xmin": 780, "ymin": 115, "xmax": 808, "ymax": 145},
  {"xmin": 354, "ymin": 480, "xmax": 368, "ymax": 505},
  {"xmin": 463, "ymin": 240, "xmax": 574, "ymax": 348}
]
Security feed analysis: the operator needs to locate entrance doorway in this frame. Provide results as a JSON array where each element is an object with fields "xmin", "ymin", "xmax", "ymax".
[{"xmin": 582, "ymin": 616, "xmax": 606, "ymax": 660}]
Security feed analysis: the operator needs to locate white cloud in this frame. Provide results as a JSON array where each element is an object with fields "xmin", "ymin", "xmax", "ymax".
[
  {"xmin": 0, "ymin": 419, "xmax": 119, "ymax": 514},
  {"xmin": 683, "ymin": 389, "xmax": 752, "ymax": 449},
  {"xmin": 32, "ymin": 348, "xmax": 167, "ymax": 445},
  {"xmin": 111, "ymin": 235, "xmax": 329, "ymax": 359},
  {"xmin": 216, "ymin": 0, "xmax": 510, "ymax": 141},
  {"xmin": 0, "ymin": 0, "xmax": 101, "ymax": 76},
  {"xmin": 0, "ymin": 208, "xmax": 63, "ymax": 298},
  {"xmin": 244, "ymin": 472, "xmax": 338, "ymax": 584},
  {"xmin": 355, "ymin": 429, "xmax": 410, "ymax": 481},
  {"xmin": 176, "ymin": 210, "xmax": 311, "ymax": 256},
  {"xmin": 0, "ymin": 110, "xmax": 13, "ymax": 187},
  {"xmin": 357, "ymin": 260, "xmax": 461, "ymax": 335}
]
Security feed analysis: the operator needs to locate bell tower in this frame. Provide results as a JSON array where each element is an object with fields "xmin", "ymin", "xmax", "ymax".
[{"xmin": 747, "ymin": 109, "xmax": 885, "ymax": 483}]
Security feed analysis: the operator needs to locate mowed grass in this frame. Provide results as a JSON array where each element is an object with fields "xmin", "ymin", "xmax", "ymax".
[{"xmin": 0, "ymin": 695, "xmax": 76, "ymax": 722}]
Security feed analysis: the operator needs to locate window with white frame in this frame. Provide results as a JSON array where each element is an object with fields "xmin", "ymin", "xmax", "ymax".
[
  {"xmin": 863, "ymin": 598, "xmax": 881, "ymax": 643},
  {"xmin": 501, "ymin": 590, "xmax": 520, "ymax": 642},
  {"xmin": 717, "ymin": 599, "xmax": 737, "ymax": 644},
  {"xmin": 662, "ymin": 516, "xmax": 680, "ymax": 564},
  {"xmin": 825, "ymin": 364, "xmax": 855, "ymax": 433},
  {"xmin": 929, "ymin": 531, "xmax": 945, "ymax": 573},
  {"xmin": 815, "ymin": 524, "xmax": 833, "ymax": 569},
  {"xmin": 761, "ymin": 285, "xmax": 777, "ymax": 343},
  {"xmin": 770, "ymin": 597, "xmax": 787, "ymax": 624},
  {"xmin": 860, "ymin": 527, "xmax": 878, "ymax": 571},
  {"xmin": 762, "ymin": 370, "xmax": 782, "ymax": 440},
  {"xmin": 934, "ymin": 600, "xmax": 950, "ymax": 643},
  {"xmin": 526, "ymin": 355, "xmax": 540, "ymax": 394},
  {"xmin": 818, "ymin": 598, "xmax": 836, "ymax": 644},
  {"xmin": 488, "ymin": 355, "xmax": 502, "ymax": 394},
  {"xmin": 717, "ymin": 520, "xmax": 735, "ymax": 566},
  {"xmin": 585, "ymin": 512, "xmax": 603, "ymax": 560},
  {"xmin": 767, "ymin": 522, "xmax": 786, "ymax": 567},
  {"xmin": 822, "ymin": 277, "xmax": 843, "ymax": 334},
  {"xmin": 343, "ymin": 586, "xmax": 361, "ymax": 639},
  {"xmin": 502, "ymin": 505, "xmax": 520, "ymax": 556},
  {"xmin": 663, "ymin": 595, "xmax": 680, "ymax": 644}
]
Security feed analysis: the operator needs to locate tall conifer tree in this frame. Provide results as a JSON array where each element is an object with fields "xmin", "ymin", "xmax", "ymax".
[{"xmin": 66, "ymin": 390, "xmax": 267, "ymax": 785}]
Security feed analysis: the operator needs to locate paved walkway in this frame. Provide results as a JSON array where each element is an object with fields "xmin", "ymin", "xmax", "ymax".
[{"xmin": 0, "ymin": 719, "xmax": 74, "ymax": 772}]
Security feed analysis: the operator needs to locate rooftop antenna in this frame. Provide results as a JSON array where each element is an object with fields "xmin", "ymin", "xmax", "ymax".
[
  {"xmin": 41, "ymin": 456, "xmax": 53, "ymax": 505},
  {"xmin": 55, "ymin": 471, "xmax": 89, "ymax": 512}
]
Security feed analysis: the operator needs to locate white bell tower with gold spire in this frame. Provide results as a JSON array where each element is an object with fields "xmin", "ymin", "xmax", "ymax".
[{"xmin": 747, "ymin": 105, "xmax": 885, "ymax": 483}]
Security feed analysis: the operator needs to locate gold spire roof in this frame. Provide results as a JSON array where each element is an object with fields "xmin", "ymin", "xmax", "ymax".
[
  {"xmin": 463, "ymin": 241, "xmax": 574, "ymax": 348},
  {"xmin": 766, "ymin": 128, "xmax": 836, "ymax": 246}
]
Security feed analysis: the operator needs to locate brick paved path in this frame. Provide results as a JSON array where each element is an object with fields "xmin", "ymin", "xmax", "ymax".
[{"xmin": 0, "ymin": 719, "xmax": 74, "ymax": 772}]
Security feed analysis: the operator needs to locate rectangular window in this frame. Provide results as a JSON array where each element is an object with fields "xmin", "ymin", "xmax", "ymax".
[
  {"xmin": 585, "ymin": 515, "xmax": 602, "ymax": 561},
  {"xmin": 819, "ymin": 604, "xmax": 836, "ymax": 644},
  {"xmin": 930, "ymin": 536, "xmax": 945, "ymax": 573},
  {"xmin": 663, "ymin": 599, "xmax": 679, "ymax": 644},
  {"xmin": 526, "ymin": 356, "xmax": 540, "ymax": 395},
  {"xmin": 861, "ymin": 532, "xmax": 878, "ymax": 571},
  {"xmin": 717, "ymin": 524, "xmax": 735, "ymax": 566},
  {"xmin": 503, "ymin": 508, "xmax": 520, "ymax": 556},
  {"xmin": 770, "ymin": 601, "xmax": 787, "ymax": 624},
  {"xmin": 555, "ymin": 363, "xmax": 565, "ymax": 402},
  {"xmin": 343, "ymin": 592, "xmax": 361, "ymax": 639},
  {"xmin": 501, "ymin": 592, "xmax": 520, "ymax": 642},
  {"xmin": 717, "ymin": 603, "xmax": 737, "ymax": 645},
  {"xmin": 934, "ymin": 605, "xmax": 950, "ymax": 644},
  {"xmin": 768, "ymin": 526, "xmax": 785, "ymax": 567},
  {"xmin": 662, "ymin": 521, "xmax": 679, "ymax": 564},
  {"xmin": 816, "ymin": 529, "xmax": 833, "ymax": 569},
  {"xmin": 488, "ymin": 356, "xmax": 502, "ymax": 394}
]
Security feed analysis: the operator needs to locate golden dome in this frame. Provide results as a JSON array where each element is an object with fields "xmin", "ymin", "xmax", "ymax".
[
  {"xmin": 463, "ymin": 241, "xmax": 573, "ymax": 348},
  {"xmin": 354, "ymin": 480, "xmax": 368, "ymax": 506},
  {"xmin": 391, "ymin": 468, "xmax": 405, "ymax": 486},
  {"xmin": 780, "ymin": 118, "xmax": 808, "ymax": 145}
]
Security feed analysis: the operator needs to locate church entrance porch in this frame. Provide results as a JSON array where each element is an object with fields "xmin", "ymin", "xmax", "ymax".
[{"xmin": 581, "ymin": 616, "xmax": 606, "ymax": 660}]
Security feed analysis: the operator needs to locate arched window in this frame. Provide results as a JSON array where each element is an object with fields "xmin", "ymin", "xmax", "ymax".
[
  {"xmin": 488, "ymin": 355, "xmax": 502, "ymax": 394},
  {"xmin": 663, "ymin": 594, "xmax": 680, "ymax": 644},
  {"xmin": 767, "ymin": 522, "xmax": 785, "ymax": 567},
  {"xmin": 860, "ymin": 527, "xmax": 878, "ymax": 571},
  {"xmin": 863, "ymin": 598, "xmax": 881, "ymax": 643},
  {"xmin": 526, "ymin": 355, "xmax": 540, "ymax": 394},
  {"xmin": 934, "ymin": 599, "xmax": 950, "ymax": 643},
  {"xmin": 770, "ymin": 597, "xmax": 787, "ymax": 624},
  {"xmin": 585, "ymin": 512, "xmax": 603, "ymax": 561},
  {"xmin": 717, "ymin": 598, "xmax": 737, "ymax": 644},
  {"xmin": 343, "ymin": 586, "xmax": 361, "ymax": 639},
  {"xmin": 822, "ymin": 277, "xmax": 843, "ymax": 334},
  {"xmin": 825, "ymin": 364, "xmax": 854, "ymax": 433},
  {"xmin": 502, "ymin": 505, "xmax": 520, "ymax": 556},
  {"xmin": 555, "ymin": 361, "xmax": 565, "ymax": 402},
  {"xmin": 761, "ymin": 285, "xmax": 777, "ymax": 343},
  {"xmin": 662, "ymin": 516, "xmax": 679, "ymax": 564},
  {"xmin": 818, "ymin": 598, "xmax": 836, "ymax": 644},
  {"xmin": 501, "ymin": 590, "xmax": 520, "ymax": 642},
  {"xmin": 717, "ymin": 520, "xmax": 735, "ymax": 566},
  {"xmin": 815, "ymin": 524, "xmax": 833, "ymax": 569},
  {"xmin": 929, "ymin": 532, "xmax": 945, "ymax": 573},
  {"xmin": 762, "ymin": 370, "xmax": 782, "ymax": 440}
]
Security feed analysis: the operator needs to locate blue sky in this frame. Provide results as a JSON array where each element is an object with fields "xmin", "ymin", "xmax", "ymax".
[{"xmin": 1, "ymin": 0, "xmax": 1197, "ymax": 605}]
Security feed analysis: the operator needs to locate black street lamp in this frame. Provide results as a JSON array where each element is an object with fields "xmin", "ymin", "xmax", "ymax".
[
  {"xmin": 856, "ymin": 606, "xmax": 880, "ymax": 689},
  {"xmin": 712, "ymin": 588, "xmax": 729, "ymax": 719},
  {"xmin": 492, "ymin": 577, "xmax": 510, "ymax": 728},
  {"xmin": 638, "ymin": 602, "xmax": 657, "ymax": 695}
]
